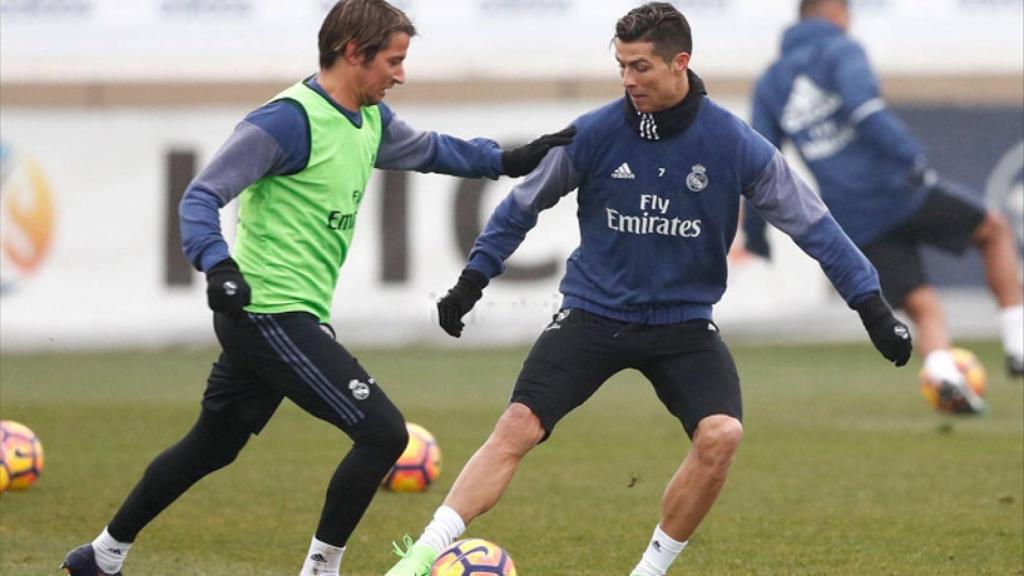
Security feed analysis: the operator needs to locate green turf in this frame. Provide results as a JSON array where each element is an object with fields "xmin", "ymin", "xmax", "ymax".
[{"xmin": 1, "ymin": 341, "xmax": 1021, "ymax": 575}]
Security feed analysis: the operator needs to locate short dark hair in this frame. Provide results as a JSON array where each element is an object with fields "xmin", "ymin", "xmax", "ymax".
[
  {"xmin": 318, "ymin": 0, "xmax": 417, "ymax": 70},
  {"xmin": 799, "ymin": 0, "xmax": 847, "ymax": 17},
  {"xmin": 615, "ymin": 2, "xmax": 692, "ymax": 62}
]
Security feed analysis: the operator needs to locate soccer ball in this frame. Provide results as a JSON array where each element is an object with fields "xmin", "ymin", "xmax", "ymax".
[
  {"xmin": 430, "ymin": 538, "xmax": 517, "ymax": 576},
  {"xmin": 382, "ymin": 423, "xmax": 441, "ymax": 492},
  {"xmin": 919, "ymin": 348, "xmax": 987, "ymax": 413},
  {"xmin": 1, "ymin": 420, "xmax": 45, "ymax": 492}
]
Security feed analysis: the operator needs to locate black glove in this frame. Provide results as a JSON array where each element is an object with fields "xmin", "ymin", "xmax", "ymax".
[
  {"xmin": 206, "ymin": 257, "xmax": 251, "ymax": 319},
  {"xmin": 501, "ymin": 126, "xmax": 577, "ymax": 178},
  {"xmin": 437, "ymin": 268, "xmax": 489, "ymax": 338},
  {"xmin": 855, "ymin": 293, "xmax": 912, "ymax": 366}
]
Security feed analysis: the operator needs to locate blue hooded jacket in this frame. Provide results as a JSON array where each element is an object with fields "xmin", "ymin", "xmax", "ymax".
[{"xmin": 746, "ymin": 19, "xmax": 929, "ymax": 247}]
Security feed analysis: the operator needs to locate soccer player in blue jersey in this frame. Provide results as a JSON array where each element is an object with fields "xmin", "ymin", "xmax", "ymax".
[
  {"xmin": 744, "ymin": 0, "xmax": 1024, "ymax": 410},
  {"xmin": 385, "ymin": 3, "xmax": 912, "ymax": 575},
  {"xmin": 59, "ymin": 1, "xmax": 572, "ymax": 575}
]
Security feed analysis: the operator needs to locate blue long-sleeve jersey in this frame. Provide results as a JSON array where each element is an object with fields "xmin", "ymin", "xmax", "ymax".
[
  {"xmin": 747, "ymin": 19, "xmax": 929, "ymax": 247},
  {"xmin": 179, "ymin": 75, "xmax": 504, "ymax": 273},
  {"xmin": 468, "ymin": 91, "xmax": 880, "ymax": 325}
]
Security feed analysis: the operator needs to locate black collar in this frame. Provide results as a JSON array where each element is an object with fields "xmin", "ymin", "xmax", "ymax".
[{"xmin": 624, "ymin": 69, "xmax": 707, "ymax": 141}]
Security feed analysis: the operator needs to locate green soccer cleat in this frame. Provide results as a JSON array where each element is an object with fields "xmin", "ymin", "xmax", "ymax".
[{"xmin": 384, "ymin": 536, "xmax": 438, "ymax": 576}]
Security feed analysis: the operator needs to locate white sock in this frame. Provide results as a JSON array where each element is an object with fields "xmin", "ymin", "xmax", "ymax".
[
  {"xmin": 298, "ymin": 537, "xmax": 345, "ymax": 576},
  {"xmin": 924, "ymin": 349, "xmax": 965, "ymax": 385},
  {"xmin": 632, "ymin": 525, "xmax": 687, "ymax": 576},
  {"xmin": 415, "ymin": 505, "xmax": 466, "ymax": 553},
  {"xmin": 91, "ymin": 527, "xmax": 132, "ymax": 574},
  {"xmin": 1000, "ymin": 305, "xmax": 1024, "ymax": 358}
]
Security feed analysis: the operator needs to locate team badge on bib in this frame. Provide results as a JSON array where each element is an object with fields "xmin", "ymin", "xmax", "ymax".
[{"xmin": 686, "ymin": 164, "xmax": 709, "ymax": 192}]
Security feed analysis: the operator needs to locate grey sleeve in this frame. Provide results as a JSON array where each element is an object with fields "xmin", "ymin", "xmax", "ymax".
[
  {"xmin": 742, "ymin": 151, "xmax": 828, "ymax": 237},
  {"xmin": 375, "ymin": 115, "xmax": 434, "ymax": 171},
  {"xmin": 465, "ymin": 146, "xmax": 580, "ymax": 278},
  {"xmin": 509, "ymin": 146, "xmax": 581, "ymax": 213},
  {"xmin": 375, "ymin": 113, "xmax": 503, "ymax": 178},
  {"xmin": 179, "ymin": 120, "xmax": 289, "ymax": 271},
  {"xmin": 192, "ymin": 120, "xmax": 290, "ymax": 205},
  {"xmin": 743, "ymin": 151, "xmax": 880, "ymax": 306}
]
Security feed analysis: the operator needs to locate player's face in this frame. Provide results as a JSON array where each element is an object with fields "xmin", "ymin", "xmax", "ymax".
[
  {"xmin": 356, "ymin": 32, "xmax": 409, "ymax": 106},
  {"xmin": 614, "ymin": 39, "xmax": 689, "ymax": 114}
]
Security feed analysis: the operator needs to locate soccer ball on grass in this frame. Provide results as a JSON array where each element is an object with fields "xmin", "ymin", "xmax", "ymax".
[
  {"xmin": 1, "ymin": 420, "xmax": 45, "ymax": 493},
  {"xmin": 431, "ymin": 538, "xmax": 517, "ymax": 576},
  {"xmin": 382, "ymin": 422, "xmax": 441, "ymax": 492}
]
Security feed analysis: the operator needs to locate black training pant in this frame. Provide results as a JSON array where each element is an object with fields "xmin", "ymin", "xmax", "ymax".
[{"xmin": 108, "ymin": 311, "xmax": 407, "ymax": 547}]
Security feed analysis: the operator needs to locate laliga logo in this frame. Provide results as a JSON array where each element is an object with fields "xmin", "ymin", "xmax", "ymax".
[
  {"xmin": 0, "ymin": 143, "xmax": 56, "ymax": 294},
  {"xmin": 986, "ymin": 141, "xmax": 1024, "ymax": 263}
]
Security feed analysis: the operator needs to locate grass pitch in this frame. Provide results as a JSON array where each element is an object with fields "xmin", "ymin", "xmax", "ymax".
[{"xmin": 1, "ymin": 340, "xmax": 1021, "ymax": 575}]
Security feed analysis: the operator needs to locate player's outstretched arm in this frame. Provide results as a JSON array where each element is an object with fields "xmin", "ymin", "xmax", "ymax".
[
  {"xmin": 854, "ymin": 293, "xmax": 912, "ymax": 366},
  {"xmin": 437, "ymin": 269, "xmax": 489, "ymax": 338},
  {"xmin": 375, "ymin": 107, "xmax": 574, "ymax": 180}
]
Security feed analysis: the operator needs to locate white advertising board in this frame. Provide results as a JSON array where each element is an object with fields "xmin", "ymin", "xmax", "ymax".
[
  {"xmin": 1, "ymin": 0, "xmax": 1021, "ymax": 82},
  {"xmin": 0, "ymin": 97, "xmax": 839, "ymax": 351}
]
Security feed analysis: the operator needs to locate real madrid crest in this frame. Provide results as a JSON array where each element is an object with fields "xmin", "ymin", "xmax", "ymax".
[
  {"xmin": 686, "ymin": 164, "xmax": 709, "ymax": 192},
  {"xmin": 349, "ymin": 379, "xmax": 371, "ymax": 400}
]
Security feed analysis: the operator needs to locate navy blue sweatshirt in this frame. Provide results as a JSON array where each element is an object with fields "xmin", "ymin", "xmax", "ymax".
[{"xmin": 468, "ymin": 81, "xmax": 880, "ymax": 325}]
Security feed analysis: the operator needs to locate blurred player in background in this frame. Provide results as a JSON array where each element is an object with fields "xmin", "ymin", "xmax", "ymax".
[
  {"xmin": 385, "ymin": 3, "xmax": 911, "ymax": 575},
  {"xmin": 743, "ymin": 0, "xmax": 1024, "ymax": 412},
  {"xmin": 59, "ymin": 1, "xmax": 572, "ymax": 575}
]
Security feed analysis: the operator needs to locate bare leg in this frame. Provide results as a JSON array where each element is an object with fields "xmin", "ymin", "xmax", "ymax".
[
  {"xmin": 974, "ymin": 212, "xmax": 1023, "ymax": 308},
  {"xmin": 443, "ymin": 403, "xmax": 546, "ymax": 523},
  {"xmin": 658, "ymin": 415, "xmax": 743, "ymax": 542},
  {"xmin": 902, "ymin": 286, "xmax": 951, "ymax": 357}
]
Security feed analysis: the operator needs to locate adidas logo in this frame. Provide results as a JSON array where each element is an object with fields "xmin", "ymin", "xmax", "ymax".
[
  {"xmin": 309, "ymin": 553, "xmax": 328, "ymax": 563},
  {"xmin": 652, "ymin": 540, "xmax": 662, "ymax": 552},
  {"xmin": 611, "ymin": 162, "xmax": 635, "ymax": 180}
]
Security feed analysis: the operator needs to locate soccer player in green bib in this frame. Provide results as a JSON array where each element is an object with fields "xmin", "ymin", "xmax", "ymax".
[{"xmin": 60, "ymin": 1, "xmax": 573, "ymax": 575}]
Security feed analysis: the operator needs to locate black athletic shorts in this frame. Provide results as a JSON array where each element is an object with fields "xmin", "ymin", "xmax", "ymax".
[
  {"xmin": 860, "ymin": 180, "xmax": 987, "ymax": 309},
  {"xmin": 202, "ymin": 311, "xmax": 403, "ymax": 436},
  {"xmin": 510, "ymin": 308, "xmax": 741, "ymax": 441}
]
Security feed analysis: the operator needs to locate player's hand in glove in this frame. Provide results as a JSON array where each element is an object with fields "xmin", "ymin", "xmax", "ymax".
[
  {"xmin": 206, "ymin": 257, "xmax": 251, "ymax": 318},
  {"xmin": 501, "ymin": 126, "xmax": 576, "ymax": 178},
  {"xmin": 855, "ymin": 293, "xmax": 912, "ymax": 366},
  {"xmin": 437, "ymin": 268, "xmax": 489, "ymax": 338}
]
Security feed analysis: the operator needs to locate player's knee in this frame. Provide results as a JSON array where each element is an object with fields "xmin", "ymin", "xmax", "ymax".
[
  {"xmin": 192, "ymin": 411, "xmax": 250, "ymax": 472},
  {"xmin": 359, "ymin": 414, "xmax": 409, "ymax": 462},
  {"xmin": 693, "ymin": 415, "xmax": 743, "ymax": 466},
  {"xmin": 197, "ymin": 444, "xmax": 242, "ymax": 472},
  {"xmin": 489, "ymin": 403, "xmax": 544, "ymax": 456},
  {"xmin": 380, "ymin": 418, "xmax": 410, "ymax": 462}
]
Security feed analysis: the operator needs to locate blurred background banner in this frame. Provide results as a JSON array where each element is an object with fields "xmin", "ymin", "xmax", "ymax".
[
  {"xmin": 2, "ymin": 0, "xmax": 1022, "ymax": 82},
  {"xmin": 1, "ymin": 0, "xmax": 1021, "ymax": 351}
]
